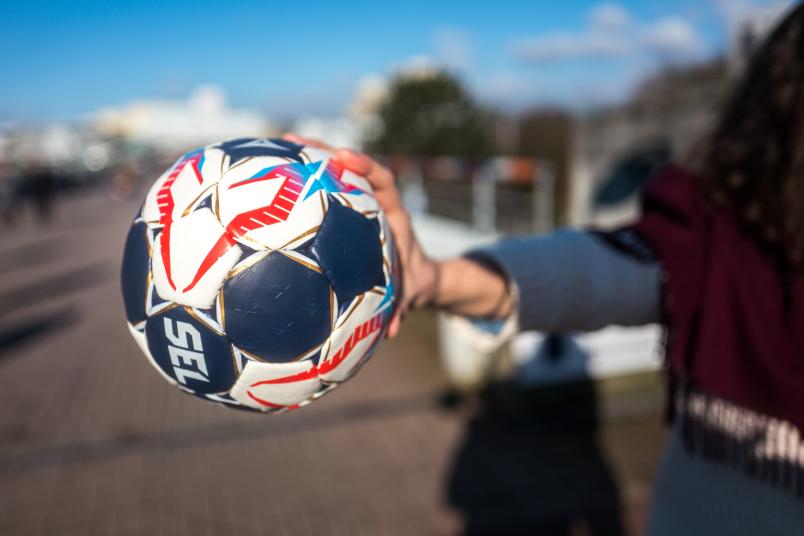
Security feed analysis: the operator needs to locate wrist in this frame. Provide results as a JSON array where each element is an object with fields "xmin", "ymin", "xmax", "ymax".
[
  {"xmin": 410, "ymin": 252, "xmax": 440, "ymax": 308},
  {"xmin": 431, "ymin": 258, "xmax": 514, "ymax": 319}
]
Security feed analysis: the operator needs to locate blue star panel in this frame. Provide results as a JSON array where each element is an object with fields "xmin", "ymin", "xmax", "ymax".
[
  {"xmin": 223, "ymin": 252, "xmax": 332, "ymax": 362},
  {"xmin": 121, "ymin": 221, "xmax": 151, "ymax": 324},
  {"xmin": 217, "ymin": 138, "xmax": 305, "ymax": 166},
  {"xmin": 311, "ymin": 201, "xmax": 385, "ymax": 305}
]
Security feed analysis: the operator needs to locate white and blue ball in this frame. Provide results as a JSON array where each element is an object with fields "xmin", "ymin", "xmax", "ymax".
[{"xmin": 121, "ymin": 138, "xmax": 398, "ymax": 412}]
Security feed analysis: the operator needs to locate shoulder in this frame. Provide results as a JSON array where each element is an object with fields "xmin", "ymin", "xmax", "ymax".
[
  {"xmin": 640, "ymin": 164, "xmax": 706, "ymax": 225},
  {"xmin": 632, "ymin": 164, "xmax": 711, "ymax": 251}
]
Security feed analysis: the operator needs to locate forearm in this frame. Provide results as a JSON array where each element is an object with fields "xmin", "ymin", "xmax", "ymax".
[{"xmin": 431, "ymin": 229, "xmax": 661, "ymax": 332}]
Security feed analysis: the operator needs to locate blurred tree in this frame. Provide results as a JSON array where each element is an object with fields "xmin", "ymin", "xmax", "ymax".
[{"xmin": 366, "ymin": 72, "xmax": 493, "ymax": 157}]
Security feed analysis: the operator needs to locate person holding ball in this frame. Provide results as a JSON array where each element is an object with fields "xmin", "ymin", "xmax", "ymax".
[{"xmin": 286, "ymin": 4, "xmax": 804, "ymax": 533}]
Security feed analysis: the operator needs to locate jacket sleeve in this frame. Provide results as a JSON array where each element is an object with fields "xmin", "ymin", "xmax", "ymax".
[{"xmin": 465, "ymin": 228, "xmax": 661, "ymax": 332}]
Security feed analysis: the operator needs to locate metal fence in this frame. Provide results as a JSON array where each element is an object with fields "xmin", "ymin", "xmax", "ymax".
[{"xmin": 391, "ymin": 157, "xmax": 555, "ymax": 235}]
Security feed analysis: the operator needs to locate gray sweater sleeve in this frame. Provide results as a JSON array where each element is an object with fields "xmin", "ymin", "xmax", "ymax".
[{"xmin": 467, "ymin": 229, "xmax": 661, "ymax": 332}]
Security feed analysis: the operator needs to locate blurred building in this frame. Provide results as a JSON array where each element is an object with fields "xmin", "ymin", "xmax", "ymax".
[
  {"xmin": 0, "ymin": 123, "xmax": 117, "ymax": 187},
  {"xmin": 568, "ymin": 58, "xmax": 728, "ymax": 227},
  {"xmin": 3, "ymin": 124, "xmax": 86, "ymax": 167},
  {"xmin": 567, "ymin": 2, "xmax": 792, "ymax": 228},
  {"xmin": 93, "ymin": 85, "xmax": 275, "ymax": 153}
]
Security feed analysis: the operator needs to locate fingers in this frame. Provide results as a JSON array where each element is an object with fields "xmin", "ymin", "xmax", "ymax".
[
  {"xmin": 388, "ymin": 312, "xmax": 402, "ymax": 339},
  {"xmin": 333, "ymin": 148, "xmax": 372, "ymax": 176},
  {"xmin": 339, "ymin": 149, "xmax": 395, "ymax": 190},
  {"xmin": 283, "ymin": 133, "xmax": 405, "ymax": 217},
  {"xmin": 282, "ymin": 133, "xmax": 388, "ymax": 187},
  {"xmin": 283, "ymin": 134, "xmax": 379, "ymax": 181},
  {"xmin": 337, "ymin": 149, "xmax": 405, "ymax": 216},
  {"xmin": 282, "ymin": 133, "xmax": 411, "ymax": 342}
]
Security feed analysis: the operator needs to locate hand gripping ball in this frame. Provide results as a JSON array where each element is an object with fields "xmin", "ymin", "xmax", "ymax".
[{"xmin": 120, "ymin": 138, "xmax": 399, "ymax": 412}]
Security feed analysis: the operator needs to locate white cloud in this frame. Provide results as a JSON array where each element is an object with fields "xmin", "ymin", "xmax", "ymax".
[
  {"xmin": 640, "ymin": 16, "xmax": 701, "ymax": 56},
  {"xmin": 589, "ymin": 3, "xmax": 631, "ymax": 31},
  {"xmin": 511, "ymin": 3, "xmax": 703, "ymax": 63},
  {"xmin": 513, "ymin": 31, "xmax": 630, "ymax": 62},
  {"xmin": 434, "ymin": 28, "xmax": 472, "ymax": 71}
]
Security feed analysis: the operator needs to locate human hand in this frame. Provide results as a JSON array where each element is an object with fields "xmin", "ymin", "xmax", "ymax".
[{"xmin": 283, "ymin": 134, "xmax": 439, "ymax": 338}]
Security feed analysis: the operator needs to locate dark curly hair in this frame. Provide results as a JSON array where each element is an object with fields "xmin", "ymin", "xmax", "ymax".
[{"xmin": 696, "ymin": 3, "xmax": 804, "ymax": 276}]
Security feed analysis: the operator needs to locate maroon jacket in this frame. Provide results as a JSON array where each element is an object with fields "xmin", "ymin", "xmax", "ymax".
[{"xmin": 630, "ymin": 165, "xmax": 804, "ymax": 494}]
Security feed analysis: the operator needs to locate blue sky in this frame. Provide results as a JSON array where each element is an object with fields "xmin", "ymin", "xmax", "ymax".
[{"xmin": 0, "ymin": 0, "xmax": 787, "ymax": 122}]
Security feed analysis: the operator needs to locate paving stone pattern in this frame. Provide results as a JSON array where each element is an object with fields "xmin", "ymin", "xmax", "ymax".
[{"xmin": 0, "ymin": 191, "xmax": 666, "ymax": 535}]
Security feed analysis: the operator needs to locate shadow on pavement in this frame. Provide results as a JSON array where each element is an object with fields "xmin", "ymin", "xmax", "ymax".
[
  {"xmin": 0, "ymin": 392, "xmax": 438, "ymax": 475},
  {"xmin": 446, "ymin": 352, "xmax": 625, "ymax": 535},
  {"xmin": 0, "ymin": 306, "xmax": 81, "ymax": 360},
  {"xmin": 0, "ymin": 236, "xmax": 73, "ymax": 275},
  {"xmin": 0, "ymin": 261, "xmax": 114, "ymax": 318}
]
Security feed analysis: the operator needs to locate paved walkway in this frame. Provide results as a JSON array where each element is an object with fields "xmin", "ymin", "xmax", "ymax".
[{"xmin": 0, "ymin": 190, "xmax": 666, "ymax": 535}]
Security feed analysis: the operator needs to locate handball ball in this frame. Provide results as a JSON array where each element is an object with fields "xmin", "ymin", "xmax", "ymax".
[{"xmin": 120, "ymin": 138, "xmax": 399, "ymax": 413}]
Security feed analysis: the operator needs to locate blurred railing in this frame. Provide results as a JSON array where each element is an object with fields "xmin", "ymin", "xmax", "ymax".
[{"xmin": 385, "ymin": 156, "xmax": 555, "ymax": 235}]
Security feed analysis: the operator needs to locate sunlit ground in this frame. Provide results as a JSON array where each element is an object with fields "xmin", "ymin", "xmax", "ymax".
[{"xmin": 0, "ymin": 190, "xmax": 666, "ymax": 535}]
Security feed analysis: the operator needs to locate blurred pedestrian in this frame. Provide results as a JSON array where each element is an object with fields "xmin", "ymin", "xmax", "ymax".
[
  {"xmin": 0, "ymin": 161, "xmax": 21, "ymax": 225},
  {"xmin": 286, "ymin": 4, "xmax": 804, "ymax": 533},
  {"xmin": 107, "ymin": 162, "xmax": 137, "ymax": 202},
  {"xmin": 26, "ymin": 162, "xmax": 56, "ymax": 224}
]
